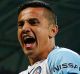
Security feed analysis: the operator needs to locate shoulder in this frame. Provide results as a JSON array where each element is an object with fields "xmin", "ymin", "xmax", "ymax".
[
  {"xmin": 48, "ymin": 46, "xmax": 80, "ymax": 60},
  {"xmin": 47, "ymin": 47, "xmax": 80, "ymax": 66},
  {"xmin": 47, "ymin": 46, "xmax": 80, "ymax": 73}
]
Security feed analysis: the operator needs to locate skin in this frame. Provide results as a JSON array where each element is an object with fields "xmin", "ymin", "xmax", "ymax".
[{"xmin": 18, "ymin": 7, "xmax": 58, "ymax": 65}]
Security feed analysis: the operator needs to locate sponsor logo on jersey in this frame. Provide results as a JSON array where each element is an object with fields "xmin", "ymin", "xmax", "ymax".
[
  {"xmin": 52, "ymin": 63, "xmax": 80, "ymax": 72},
  {"xmin": 32, "ymin": 66, "xmax": 42, "ymax": 74}
]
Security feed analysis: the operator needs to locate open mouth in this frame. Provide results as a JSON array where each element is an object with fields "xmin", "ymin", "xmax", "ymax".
[{"xmin": 23, "ymin": 35, "xmax": 36, "ymax": 44}]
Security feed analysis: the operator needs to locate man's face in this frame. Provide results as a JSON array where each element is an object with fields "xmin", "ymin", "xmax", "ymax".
[{"xmin": 18, "ymin": 7, "xmax": 56, "ymax": 58}]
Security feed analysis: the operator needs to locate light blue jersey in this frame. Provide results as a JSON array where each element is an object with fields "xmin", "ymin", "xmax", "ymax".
[
  {"xmin": 19, "ymin": 46, "xmax": 80, "ymax": 74},
  {"xmin": 48, "ymin": 46, "xmax": 80, "ymax": 74}
]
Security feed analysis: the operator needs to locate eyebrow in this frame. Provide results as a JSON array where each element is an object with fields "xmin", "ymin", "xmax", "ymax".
[
  {"xmin": 27, "ymin": 18, "xmax": 39, "ymax": 21},
  {"xmin": 18, "ymin": 18, "xmax": 39, "ymax": 22}
]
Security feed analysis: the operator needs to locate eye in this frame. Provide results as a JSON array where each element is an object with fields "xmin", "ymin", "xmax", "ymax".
[
  {"xmin": 18, "ymin": 21, "xmax": 24, "ymax": 27},
  {"xmin": 28, "ymin": 18, "xmax": 40, "ymax": 25}
]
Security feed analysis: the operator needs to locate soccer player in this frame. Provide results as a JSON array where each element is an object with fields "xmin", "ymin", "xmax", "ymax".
[{"xmin": 18, "ymin": 1, "xmax": 80, "ymax": 74}]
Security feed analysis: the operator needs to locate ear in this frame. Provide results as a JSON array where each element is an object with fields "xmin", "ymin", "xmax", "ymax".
[{"xmin": 49, "ymin": 25, "xmax": 58, "ymax": 39}]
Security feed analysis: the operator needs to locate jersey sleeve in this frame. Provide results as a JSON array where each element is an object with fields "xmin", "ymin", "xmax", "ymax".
[{"xmin": 47, "ymin": 48, "xmax": 80, "ymax": 74}]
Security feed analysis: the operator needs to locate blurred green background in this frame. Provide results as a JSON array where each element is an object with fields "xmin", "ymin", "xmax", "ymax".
[{"xmin": 0, "ymin": 0, "xmax": 80, "ymax": 74}]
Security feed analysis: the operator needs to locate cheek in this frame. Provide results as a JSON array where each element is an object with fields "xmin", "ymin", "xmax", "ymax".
[
  {"xmin": 18, "ymin": 29, "xmax": 22, "ymax": 41},
  {"xmin": 18, "ymin": 29, "xmax": 24, "ymax": 48},
  {"xmin": 37, "ymin": 28, "xmax": 41, "ymax": 32},
  {"xmin": 36, "ymin": 28, "xmax": 49, "ymax": 43}
]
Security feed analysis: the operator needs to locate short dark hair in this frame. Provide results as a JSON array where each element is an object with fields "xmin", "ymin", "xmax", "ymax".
[{"xmin": 18, "ymin": 0, "xmax": 57, "ymax": 24}]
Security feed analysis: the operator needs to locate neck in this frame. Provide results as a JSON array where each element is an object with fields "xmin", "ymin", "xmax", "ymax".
[
  {"xmin": 28, "ymin": 57, "xmax": 42, "ymax": 65},
  {"xmin": 28, "ymin": 39, "xmax": 55, "ymax": 65}
]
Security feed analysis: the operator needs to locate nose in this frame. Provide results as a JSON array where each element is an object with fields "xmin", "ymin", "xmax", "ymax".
[{"xmin": 22, "ymin": 22, "xmax": 31, "ymax": 33}]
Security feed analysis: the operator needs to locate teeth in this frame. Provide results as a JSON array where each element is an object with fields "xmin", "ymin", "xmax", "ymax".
[
  {"xmin": 23, "ymin": 36, "xmax": 35, "ymax": 44},
  {"xmin": 24, "ymin": 36, "xmax": 31, "ymax": 40}
]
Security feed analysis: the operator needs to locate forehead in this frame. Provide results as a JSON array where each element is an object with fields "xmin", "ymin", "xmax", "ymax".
[{"xmin": 18, "ymin": 7, "xmax": 46, "ymax": 21}]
